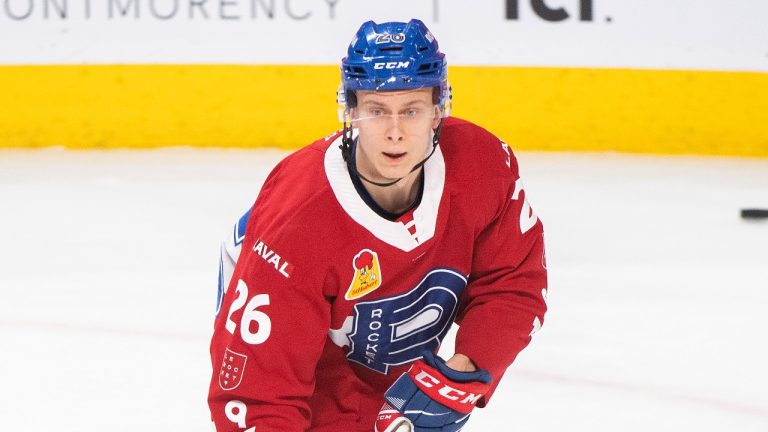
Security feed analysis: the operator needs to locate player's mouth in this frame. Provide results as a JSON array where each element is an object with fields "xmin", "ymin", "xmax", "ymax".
[{"xmin": 382, "ymin": 152, "xmax": 407, "ymax": 162}]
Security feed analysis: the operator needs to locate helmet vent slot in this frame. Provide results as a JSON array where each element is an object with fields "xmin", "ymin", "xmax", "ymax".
[
  {"xmin": 416, "ymin": 62, "xmax": 440, "ymax": 75},
  {"xmin": 380, "ymin": 46, "xmax": 404, "ymax": 52},
  {"xmin": 344, "ymin": 66, "xmax": 368, "ymax": 78}
]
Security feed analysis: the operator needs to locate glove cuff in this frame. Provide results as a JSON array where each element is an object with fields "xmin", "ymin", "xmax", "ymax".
[{"xmin": 407, "ymin": 359, "xmax": 491, "ymax": 414}]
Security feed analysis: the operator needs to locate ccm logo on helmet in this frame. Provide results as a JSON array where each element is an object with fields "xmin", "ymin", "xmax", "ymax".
[{"xmin": 374, "ymin": 61, "xmax": 410, "ymax": 70}]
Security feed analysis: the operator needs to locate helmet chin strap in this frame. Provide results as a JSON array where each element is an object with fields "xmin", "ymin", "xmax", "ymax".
[{"xmin": 339, "ymin": 118, "xmax": 445, "ymax": 188}]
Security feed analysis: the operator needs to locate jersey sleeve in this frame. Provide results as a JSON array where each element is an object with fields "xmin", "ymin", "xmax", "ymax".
[
  {"xmin": 208, "ymin": 166, "xmax": 332, "ymax": 432},
  {"xmin": 454, "ymin": 149, "xmax": 548, "ymax": 405},
  {"xmin": 216, "ymin": 209, "xmax": 251, "ymax": 318}
]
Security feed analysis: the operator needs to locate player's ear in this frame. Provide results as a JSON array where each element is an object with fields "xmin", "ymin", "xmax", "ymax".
[{"xmin": 431, "ymin": 105, "xmax": 441, "ymax": 129}]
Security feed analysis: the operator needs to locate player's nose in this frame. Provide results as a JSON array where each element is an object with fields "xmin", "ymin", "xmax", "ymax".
[{"xmin": 386, "ymin": 116, "xmax": 405, "ymax": 142}]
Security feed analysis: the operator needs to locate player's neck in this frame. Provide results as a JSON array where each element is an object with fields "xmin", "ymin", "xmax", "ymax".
[{"xmin": 363, "ymin": 169, "xmax": 422, "ymax": 215}]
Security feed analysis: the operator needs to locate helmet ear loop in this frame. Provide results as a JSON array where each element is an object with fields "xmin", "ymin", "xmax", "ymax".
[
  {"xmin": 337, "ymin": 83, "xmax": 355, "ymax": 164},
  {"xmin": 336, "ymin": 84, "xmax": 349, "ymax": 123},
  {"xmin": 441, "ymin": 82, "xmax": 453, "ymax": 118},
  {"xmin": 339, "ymin": 118, "xmax": 354, "ymax": 163}
]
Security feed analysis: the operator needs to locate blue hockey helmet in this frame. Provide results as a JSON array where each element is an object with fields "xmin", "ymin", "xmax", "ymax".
[{"xmin": 339, "ymin": 19, "xmax": 451, "ymax": 119}]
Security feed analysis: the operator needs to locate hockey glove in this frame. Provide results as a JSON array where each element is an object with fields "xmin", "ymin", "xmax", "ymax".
[{"xmin": 375, "ymin": 351, "xmax": 492, "ymax": 432}]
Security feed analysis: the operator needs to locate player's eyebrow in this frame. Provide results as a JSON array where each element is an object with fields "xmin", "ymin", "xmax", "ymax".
[
  {"xmin": 360, "ymin": 100, "xmax": 388, "ymax": 108},
  {"xmin": 401, "ymin": 100, "xmax": 429, "ymax": 107}
]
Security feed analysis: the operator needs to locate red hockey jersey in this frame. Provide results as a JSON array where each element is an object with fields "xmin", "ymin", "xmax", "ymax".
[{"xmin": 208, "ymin": 117, "xmax": 548, "ymax": 432}]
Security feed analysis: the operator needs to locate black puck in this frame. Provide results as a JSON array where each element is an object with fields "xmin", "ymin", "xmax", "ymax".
[{"xmin": 741, "ymin": 208, "xmax": 768, "ymax": 219}]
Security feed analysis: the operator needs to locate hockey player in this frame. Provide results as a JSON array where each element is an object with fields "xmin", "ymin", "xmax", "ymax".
[{"xmin": 208, "ymin": 19, "xmax": 547, "ymax": 432}]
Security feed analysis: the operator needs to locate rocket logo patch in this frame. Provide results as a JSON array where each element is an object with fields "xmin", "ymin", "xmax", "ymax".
[
  {"xmin": 345, "ymin": 249, "xmax": 383, "ymax": 300},
  {"xmin": 219, "ymin": 348, "xmax": 247, "ymax": 391}
]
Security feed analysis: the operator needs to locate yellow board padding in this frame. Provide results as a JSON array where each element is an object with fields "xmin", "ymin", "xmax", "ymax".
[
  {"xmin": 0, "ymin": 65, "xmax": 339, "ymax": 149},
  {"xmin": 451, "ymin": 67, "xmax": 768, "ymax": 157},
  {"xmin": 0, "ymin": 64, "xmax": 766, "ymax": 156}
]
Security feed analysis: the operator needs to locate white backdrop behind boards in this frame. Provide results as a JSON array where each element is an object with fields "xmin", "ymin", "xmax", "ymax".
[{"xmin": 1, "ymin": 0, "xmax": 767, "ymax": 71}]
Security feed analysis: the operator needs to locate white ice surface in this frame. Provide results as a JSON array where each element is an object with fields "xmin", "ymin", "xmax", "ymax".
[{"xmin": 1, "ymin": 148, "xmax": 766, "ymax": 431}]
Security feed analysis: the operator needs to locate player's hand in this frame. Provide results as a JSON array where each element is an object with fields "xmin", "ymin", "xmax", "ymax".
[{"xmin": 374, "ymin": 351, "xmax": 492, "ymax": 432}]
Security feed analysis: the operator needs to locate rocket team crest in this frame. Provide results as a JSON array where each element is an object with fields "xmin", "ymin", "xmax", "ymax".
[{"xmin": 345, "ymin": 249, "xmax": 383, "ymax": 300}]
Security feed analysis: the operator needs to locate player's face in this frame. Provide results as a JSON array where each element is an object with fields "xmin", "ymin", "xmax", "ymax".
[{"xmin": 351, "ymin": 88, "xmax": 441, "ymax": 182}]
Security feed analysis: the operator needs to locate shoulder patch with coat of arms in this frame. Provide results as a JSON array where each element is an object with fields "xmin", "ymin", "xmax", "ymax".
[{"xmin": 219, "ymin": 348, "xmax": 247, "ymax": 391}]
